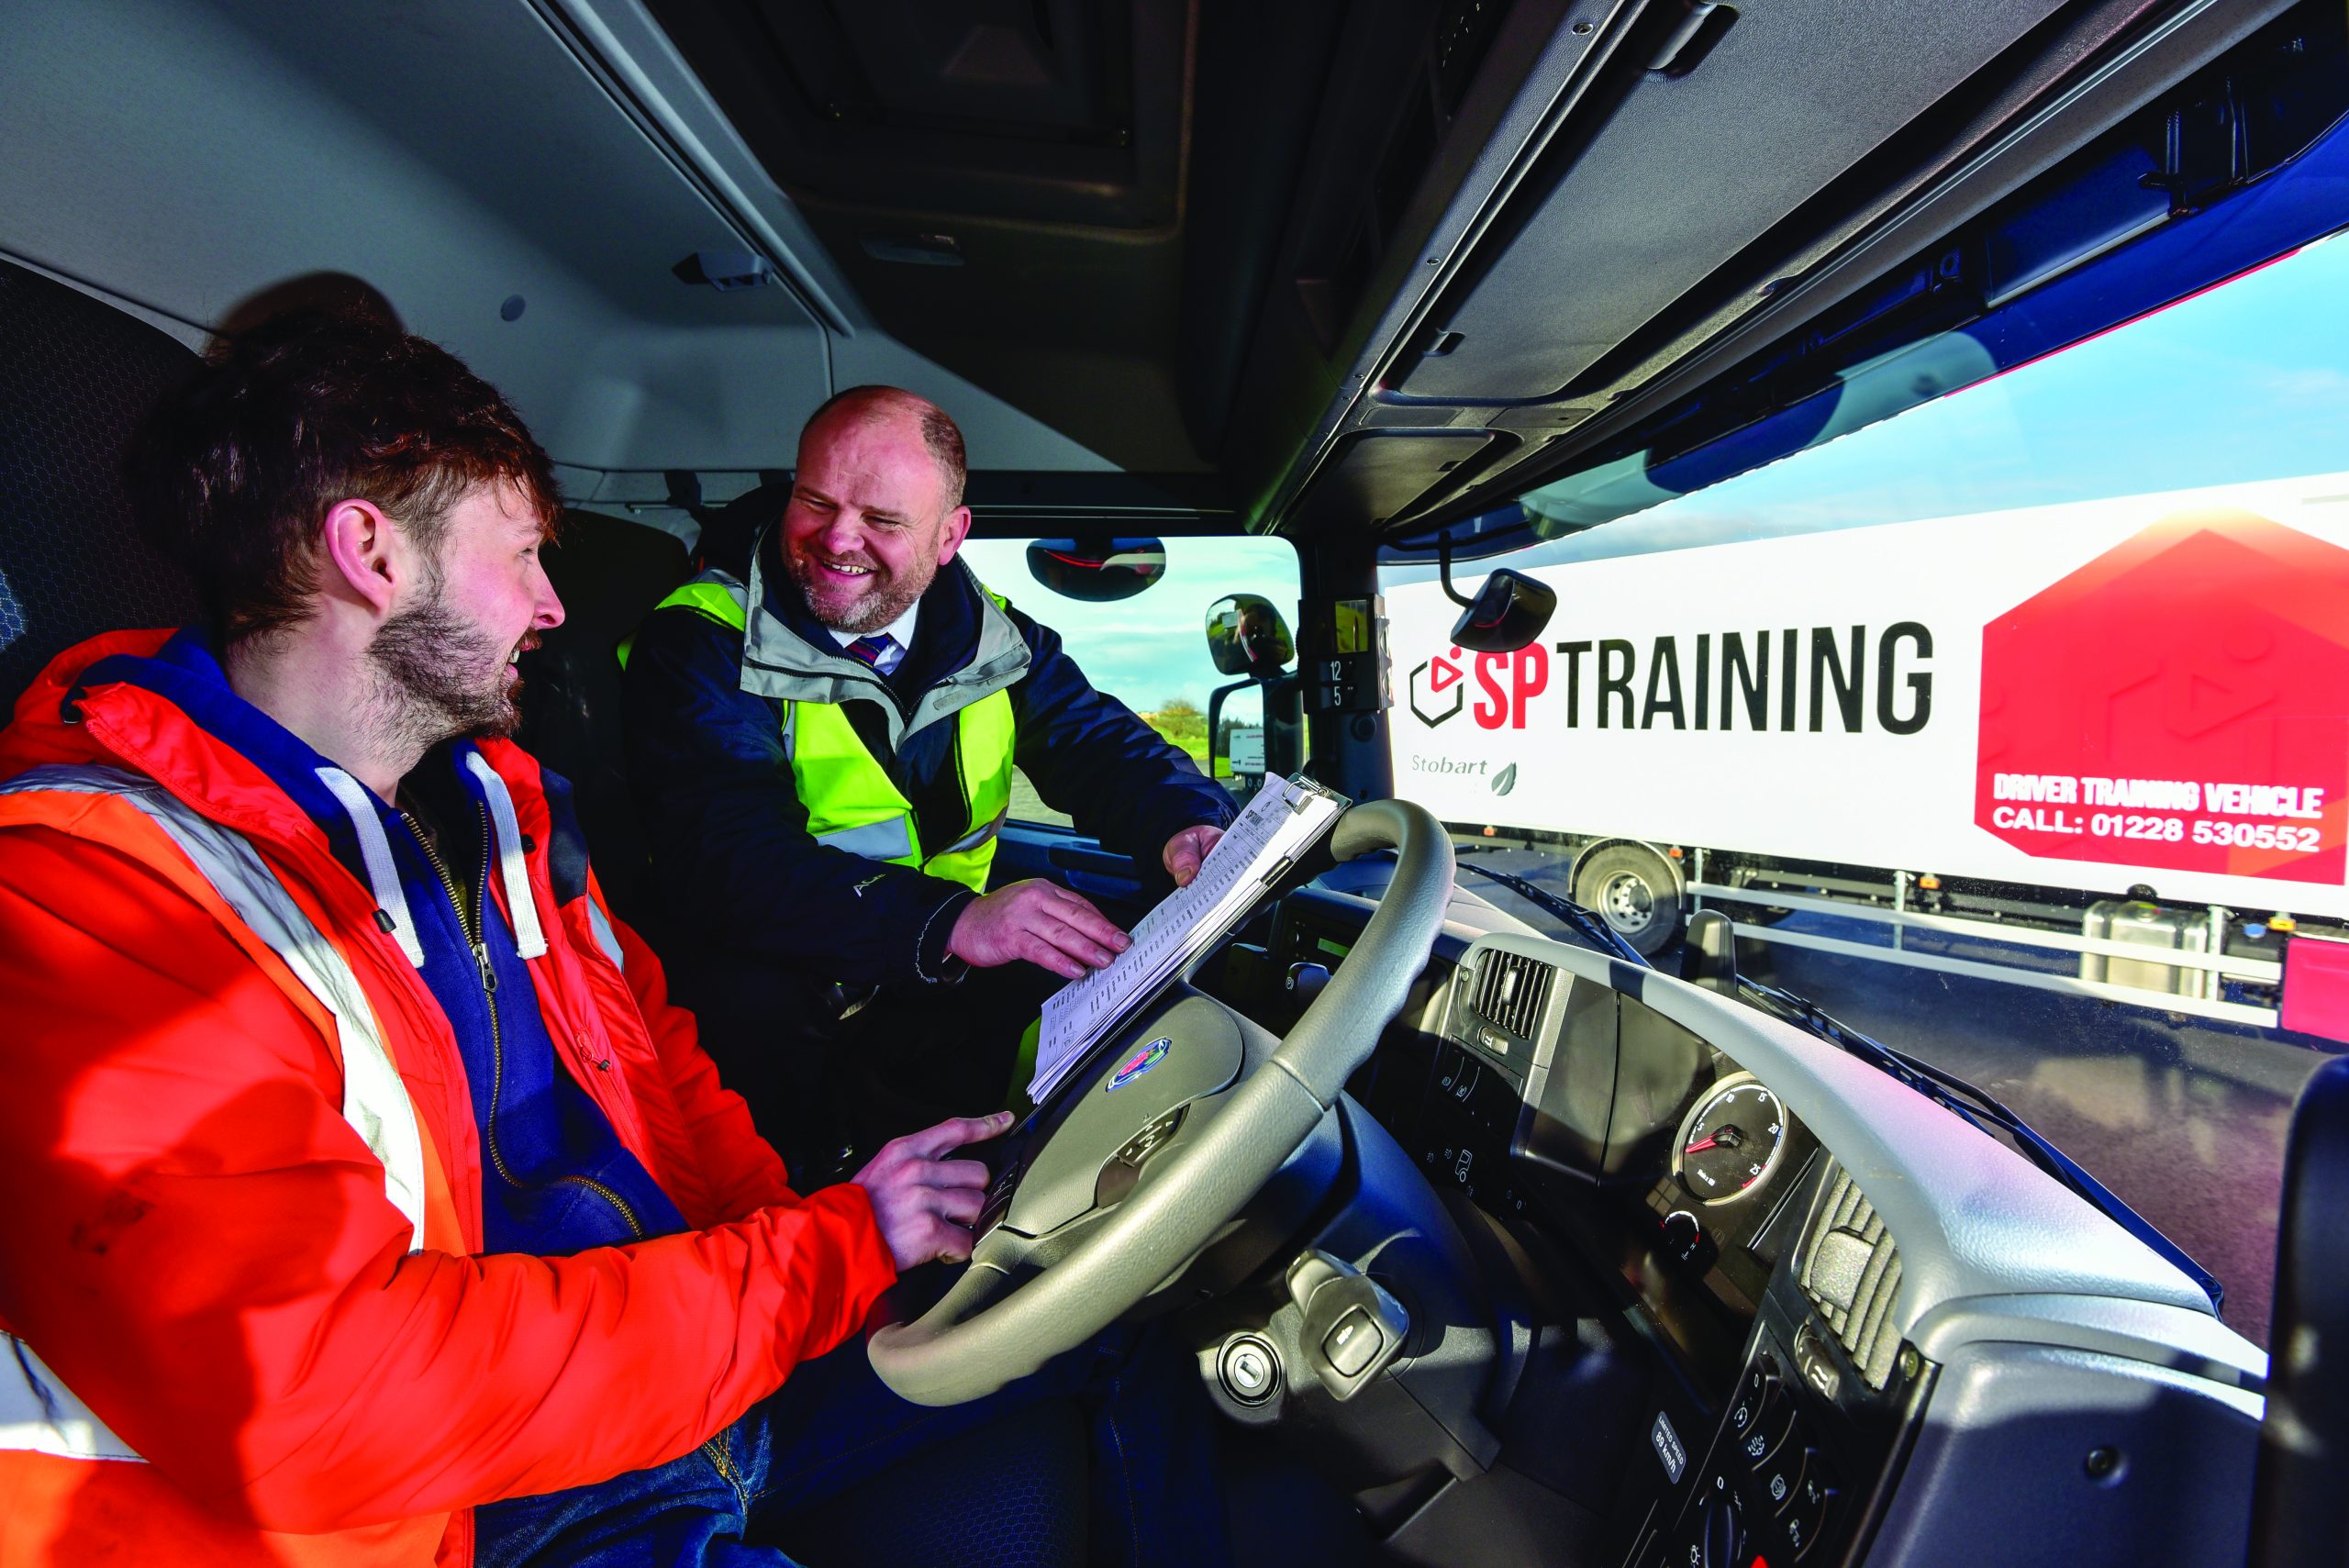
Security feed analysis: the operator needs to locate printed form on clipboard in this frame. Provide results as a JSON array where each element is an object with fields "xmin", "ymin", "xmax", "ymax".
[{"xmin": 1026, "ymin": 774, "xmax": 1348, "ymax": 1104}]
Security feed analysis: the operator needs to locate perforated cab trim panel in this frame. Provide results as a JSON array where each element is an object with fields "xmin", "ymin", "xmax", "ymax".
[{"xmin": 0, "ymin": 261, "xmax": 201, "ymax": 701}]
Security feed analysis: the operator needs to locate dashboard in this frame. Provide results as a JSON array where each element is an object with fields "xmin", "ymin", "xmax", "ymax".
[{"xmin": 1259, "ymin": 880, "xmax": 2264, "ymax": 1568}]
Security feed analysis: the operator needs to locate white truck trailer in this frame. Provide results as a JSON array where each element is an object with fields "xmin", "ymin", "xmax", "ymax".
[{"xmin": 1384, "ymin": 473, "xmax": 2349, "ymax": 1028}]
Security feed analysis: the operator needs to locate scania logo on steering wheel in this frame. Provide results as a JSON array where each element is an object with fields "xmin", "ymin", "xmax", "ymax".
[{"xmin": 1107, "ymin": 1037, "xmax": 1171, "ymax": 1091}]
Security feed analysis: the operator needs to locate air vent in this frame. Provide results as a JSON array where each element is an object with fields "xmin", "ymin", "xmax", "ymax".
[
  {"xmin": 1799, "ymin": 1166, "xmax": 1905, "ymax": 1390},
  {"xmin": 1472, "ymin": 950, "xmax": 1553, "ymax": 1040}
]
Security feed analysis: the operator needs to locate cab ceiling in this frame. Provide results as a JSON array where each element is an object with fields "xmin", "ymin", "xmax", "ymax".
[
  {"xmin": 0, "ymin": 0, "xmax": 1104, "ymax": 482},
  {"xmin": 640, "ymin": 0, "xmax": 2234, "ymax": 540},
  {"xmin": 643, "ymin": 0, "xmax": 1558, "ymax": 483}
]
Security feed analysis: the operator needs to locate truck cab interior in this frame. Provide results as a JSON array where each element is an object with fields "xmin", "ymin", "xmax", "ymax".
[{"xmin": 6, "ymin": 2, "xmax": 2347, "ymax": 1565}]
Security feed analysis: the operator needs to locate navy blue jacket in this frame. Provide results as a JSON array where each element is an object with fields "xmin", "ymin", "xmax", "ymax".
[{"xmin": 621, "ymin": 522, "xmax": 1232, "ymax": 1022}]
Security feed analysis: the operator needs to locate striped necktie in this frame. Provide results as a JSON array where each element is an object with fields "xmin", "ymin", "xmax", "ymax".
[{"xmin": 845, "ymin": 634, "xmax": 894, "ymax": 668}]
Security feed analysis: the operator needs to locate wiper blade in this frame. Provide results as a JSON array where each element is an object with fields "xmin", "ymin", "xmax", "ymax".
[
  {"xmin": 1451, "ymin": 851, "xmax": 1649, "ymax": 967},
  {"xmin": 1739, "ymin": 975, "xmax": 2227, "ymax": 1314}
]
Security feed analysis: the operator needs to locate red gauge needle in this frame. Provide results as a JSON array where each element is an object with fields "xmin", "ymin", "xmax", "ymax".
[{"xmin": 1684, "ymin": 1136, "xmax": 1720, "ymax": 1154}]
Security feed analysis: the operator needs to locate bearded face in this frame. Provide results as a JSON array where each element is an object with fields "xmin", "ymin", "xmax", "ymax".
[
  {"xmin": 780, "ymin": 409, "xmax": 967, "ymax": 635},
  {"xmin": 365, "ymin": 481, "xmax": 554, "ymax": 750},
  {"xmin": 368, "ymin": 561, "xmax": 526, "ymax": 741}
]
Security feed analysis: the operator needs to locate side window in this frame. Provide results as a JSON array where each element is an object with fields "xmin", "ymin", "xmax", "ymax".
[{"xmin": 957, "ymin": 536, "xmax": 1302, "ymax": 828}]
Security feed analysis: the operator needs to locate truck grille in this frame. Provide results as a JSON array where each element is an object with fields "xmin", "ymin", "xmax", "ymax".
[{"xmin": 1799, "ymin": 1165, "xmax": 1905, "ymax": 1390}]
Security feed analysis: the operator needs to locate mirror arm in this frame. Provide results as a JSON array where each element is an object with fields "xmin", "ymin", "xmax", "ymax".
[
  {"xmin": 1266, "ymin": 672, "xmax": 1305, "ymax": 778},
  {"xmin": 1204, "ymin": 675, "xmax": 1254, "ymax": 784},
  {"xmin": 1435, "ymin": 533, "xmax": 1476, "ymax": 609}
]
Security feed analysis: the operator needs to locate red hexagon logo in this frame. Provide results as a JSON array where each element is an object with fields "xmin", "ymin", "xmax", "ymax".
[{"xmin": 1976, "ymin": 508, "xmax": 2349, "ymax": 887}]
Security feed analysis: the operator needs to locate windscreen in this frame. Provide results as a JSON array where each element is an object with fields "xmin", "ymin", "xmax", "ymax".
[{"xmin": 1380, "ymin": 161, "xmax": 2349, "ymax": 1347}]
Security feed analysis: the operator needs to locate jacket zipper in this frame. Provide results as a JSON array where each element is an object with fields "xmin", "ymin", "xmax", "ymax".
[{"xmin": 404, "ymin": 806, "xmax": 643, "ymax": 1240}]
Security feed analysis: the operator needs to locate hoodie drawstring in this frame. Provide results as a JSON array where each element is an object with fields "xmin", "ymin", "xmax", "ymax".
[
  {"xmin": 464, "ymin": 752, "xmax": 549, "ymax": 961},
  {"xmin": 315, "ymin": 767, "xmax": 428, "ymax": 969}
]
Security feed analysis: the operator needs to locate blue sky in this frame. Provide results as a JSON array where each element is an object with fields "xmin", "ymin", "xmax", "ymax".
[
  {"xmin": 961, "ymin": 537, "xmax": 1302, "ymax": 711},
  {"xmin": 1431, "ymin": 229, "xmax": 2349, "ymax": 575}
]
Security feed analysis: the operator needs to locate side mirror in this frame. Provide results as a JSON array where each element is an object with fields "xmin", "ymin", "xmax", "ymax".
[
  {"xmin": 1024, "ymin": 537, "xmax": 1166, "ymax": 602},
  {"xmin": 1205, "ymin": 594, "xmax": 1295, "ymax": 677},
  {"xmin": 1449, "ymin": 568, "xmax": 1557, "ymax": 654}
]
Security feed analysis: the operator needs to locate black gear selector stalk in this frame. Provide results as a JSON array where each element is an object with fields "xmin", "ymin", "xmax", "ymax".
[{"xmin": 1286, "ymin": 1249, "xmax": 1410, "ymax": 1400}]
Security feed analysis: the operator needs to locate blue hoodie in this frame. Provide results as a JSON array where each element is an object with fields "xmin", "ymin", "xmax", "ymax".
[{"xmin": 79, "ymin": 629, "xmax": 685, "ymax": 1253}]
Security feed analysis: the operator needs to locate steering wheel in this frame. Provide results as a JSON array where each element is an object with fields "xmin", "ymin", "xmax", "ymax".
[{"xmin": 869, "ymin": 800, "xmax": 1454, "ymax": 1406}]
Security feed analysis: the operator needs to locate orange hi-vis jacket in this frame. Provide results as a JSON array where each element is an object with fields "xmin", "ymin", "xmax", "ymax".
[{"xmin": 0, "ymin": 630, "xmax": 898, "ymax": 1567}]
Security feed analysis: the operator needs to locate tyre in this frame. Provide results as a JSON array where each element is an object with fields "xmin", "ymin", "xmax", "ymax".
[{"xmin": 1572, "ymin": 843, "xmax": 1684, "ymax": 957}]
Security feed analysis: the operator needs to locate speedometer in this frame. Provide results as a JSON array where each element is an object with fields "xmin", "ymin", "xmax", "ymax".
[{"xmin": 1671, "ymin": 1073, "xmax": 1787, "ymax": 1205}]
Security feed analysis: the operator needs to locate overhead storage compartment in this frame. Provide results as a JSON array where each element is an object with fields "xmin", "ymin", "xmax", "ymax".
[
  {"xmin": 1391, "ymin": 0, "xmax": 2070, "ymax": 405},
  {"xmin": 1289, "ymin": 428, "xmax": 1518, "ymax": 532}
]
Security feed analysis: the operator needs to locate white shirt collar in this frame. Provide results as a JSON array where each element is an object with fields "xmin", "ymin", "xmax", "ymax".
[{"xmin": 827, "ymin": 600, "xmax": 920, "ymax": 655}]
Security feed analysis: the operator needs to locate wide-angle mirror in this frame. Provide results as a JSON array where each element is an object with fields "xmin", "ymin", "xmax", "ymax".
[
  {"xmin": 1023, "ymin": 537, "xmax": 1167, "ymax": 602},
  {"xmin": 1205, "ymin": 594, "xmax": 1294, "ymax": 677}
]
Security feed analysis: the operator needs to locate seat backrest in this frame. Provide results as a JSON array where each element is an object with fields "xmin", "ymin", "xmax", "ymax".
[
  {"xmin": 2248, "ymin": 1051, "xmax": 2349, "ymax": 1565},
  {"xmin": 0, "ymin": 259, "xmax": 202, "ymax": 704},
  {"xmin": 516, "ymin": 508, "xmax": 690, "ymax": 920}
]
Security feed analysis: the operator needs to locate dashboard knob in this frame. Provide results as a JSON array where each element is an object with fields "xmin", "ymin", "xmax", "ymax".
[{"xmin": 1698, "ymin": 1490, "xmax": 1745, "ymax": 1566}]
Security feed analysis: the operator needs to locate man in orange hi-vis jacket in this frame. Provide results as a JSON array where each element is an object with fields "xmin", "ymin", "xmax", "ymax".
[{"xmin": 0, "ymin": 312, "xmax": 1226, "ymax": 1568}]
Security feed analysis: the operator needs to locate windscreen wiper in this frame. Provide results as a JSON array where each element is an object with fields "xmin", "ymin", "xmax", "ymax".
[
  {"xmin": 1736, "ymin": 973, "xmax": 2226, "ymax": 1312},
  {"xmin": 1451, "ymin": 849, "xmax": 1650, "ymax": 967}
]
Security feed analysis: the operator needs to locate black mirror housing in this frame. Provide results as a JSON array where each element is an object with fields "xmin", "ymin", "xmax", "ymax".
[
  {"xmin": 1024, "ymin": 537, "xmax": 1167, "ymax": 602},
  {"xmin": 1449, "ymin": 568, "xmax": 1556, "ymax": 653},
  {"xmin": 1206, "ymin": 594, "xmax": 1295, "ymax": 677}
]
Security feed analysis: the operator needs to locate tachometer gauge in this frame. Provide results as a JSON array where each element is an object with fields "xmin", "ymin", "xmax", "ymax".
[{"xmin": 1672, "ymin": 1073, "xmax": 1787, "ymax": 1205}]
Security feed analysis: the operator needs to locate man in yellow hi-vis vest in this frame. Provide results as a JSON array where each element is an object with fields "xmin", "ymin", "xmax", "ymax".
[{"xmin": 623, "ymin": 388, "xmax": 1232, "ymax": 1174}]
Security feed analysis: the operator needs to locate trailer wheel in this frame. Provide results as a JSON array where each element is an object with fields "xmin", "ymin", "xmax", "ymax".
[{"xmin": 1572, "ymin": 843, "xmax": 1684, "ymax": 957}]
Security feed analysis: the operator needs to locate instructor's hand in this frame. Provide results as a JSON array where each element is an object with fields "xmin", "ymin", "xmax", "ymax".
[
  {"xmin": 852, "ymin": 1111, "xmax": 1013, "ymax": 1270},
  {"xmin": 949, "ymin": 879, "xmax": 1130, "ymax": 979},
  {"xmin": 1162, "ymin": 824, "xmax": 1223, "ymax": 888}
]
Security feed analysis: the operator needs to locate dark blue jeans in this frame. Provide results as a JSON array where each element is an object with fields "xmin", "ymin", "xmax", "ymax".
[{"xmin": 473, "ymin": 1320, "xmax": 1229, "ymax": 1568}]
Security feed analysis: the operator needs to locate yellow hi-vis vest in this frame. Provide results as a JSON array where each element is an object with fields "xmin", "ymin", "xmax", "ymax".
[{"xmin": 646, "ymin": 577, "xmax": 1016, "ymax": 894}]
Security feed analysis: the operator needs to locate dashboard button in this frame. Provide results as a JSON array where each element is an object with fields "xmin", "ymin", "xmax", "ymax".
[
  {"xmin": 1792, "ymin": 1318, "xmax": 1843, "ymax": 1403},
  {"xmin": 1727, "ymin": 1359, "xmax": 1781, "ymax": 1440},
  {"xmin": 1755, "ymin": 1445, "xmax": 1808, "ymax": 1516},
  {"xmin": 1780, "ymin": 1462, "xmax": 1834, "ymax": 1559},
  {"xmin": 1322, "ymin": 1307, "xmax": 1382, "ymax": 1377},
  {"xmin": 1737, "ymin": 1395, "xmax": 1795, "ymax": 1468},
  {"xmin": 1434, "ymin": 1048, "xmax": 1463, "ymax": 1095}
]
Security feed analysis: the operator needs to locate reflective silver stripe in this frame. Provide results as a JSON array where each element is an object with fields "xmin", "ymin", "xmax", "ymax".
[
  {"xmin": 0, "ymin": 765, "xmax": 429, "ymax": 1255},
  {"xmin": 941, "ymin": 806, "xmax": 1008, "ymax": 857},
  {"xmin": 585, "ymin": 895, "xmax": 626, "ymax": 972},
  {"xmin": 816, "ymin": 816, "xmax": 916, "ymax": 862},
  {"xmin": 0, "ymin": 1335, "xmax": 139, "ymax": 1462}
]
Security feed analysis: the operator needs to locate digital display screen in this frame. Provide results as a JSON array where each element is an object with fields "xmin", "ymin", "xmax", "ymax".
[{"xmin": 1316, "ymin": 935, "xmax": 1353, "ymax": 961}]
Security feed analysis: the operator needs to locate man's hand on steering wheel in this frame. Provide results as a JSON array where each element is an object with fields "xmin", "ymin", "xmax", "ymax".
[
  {"xmin": 869, "ymin": 801, "xmax": 1454, "ymax": 1407},
  {"xmin": 852, "ymin": 1111, "xmax": 1014, "ymax": 1270}
]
